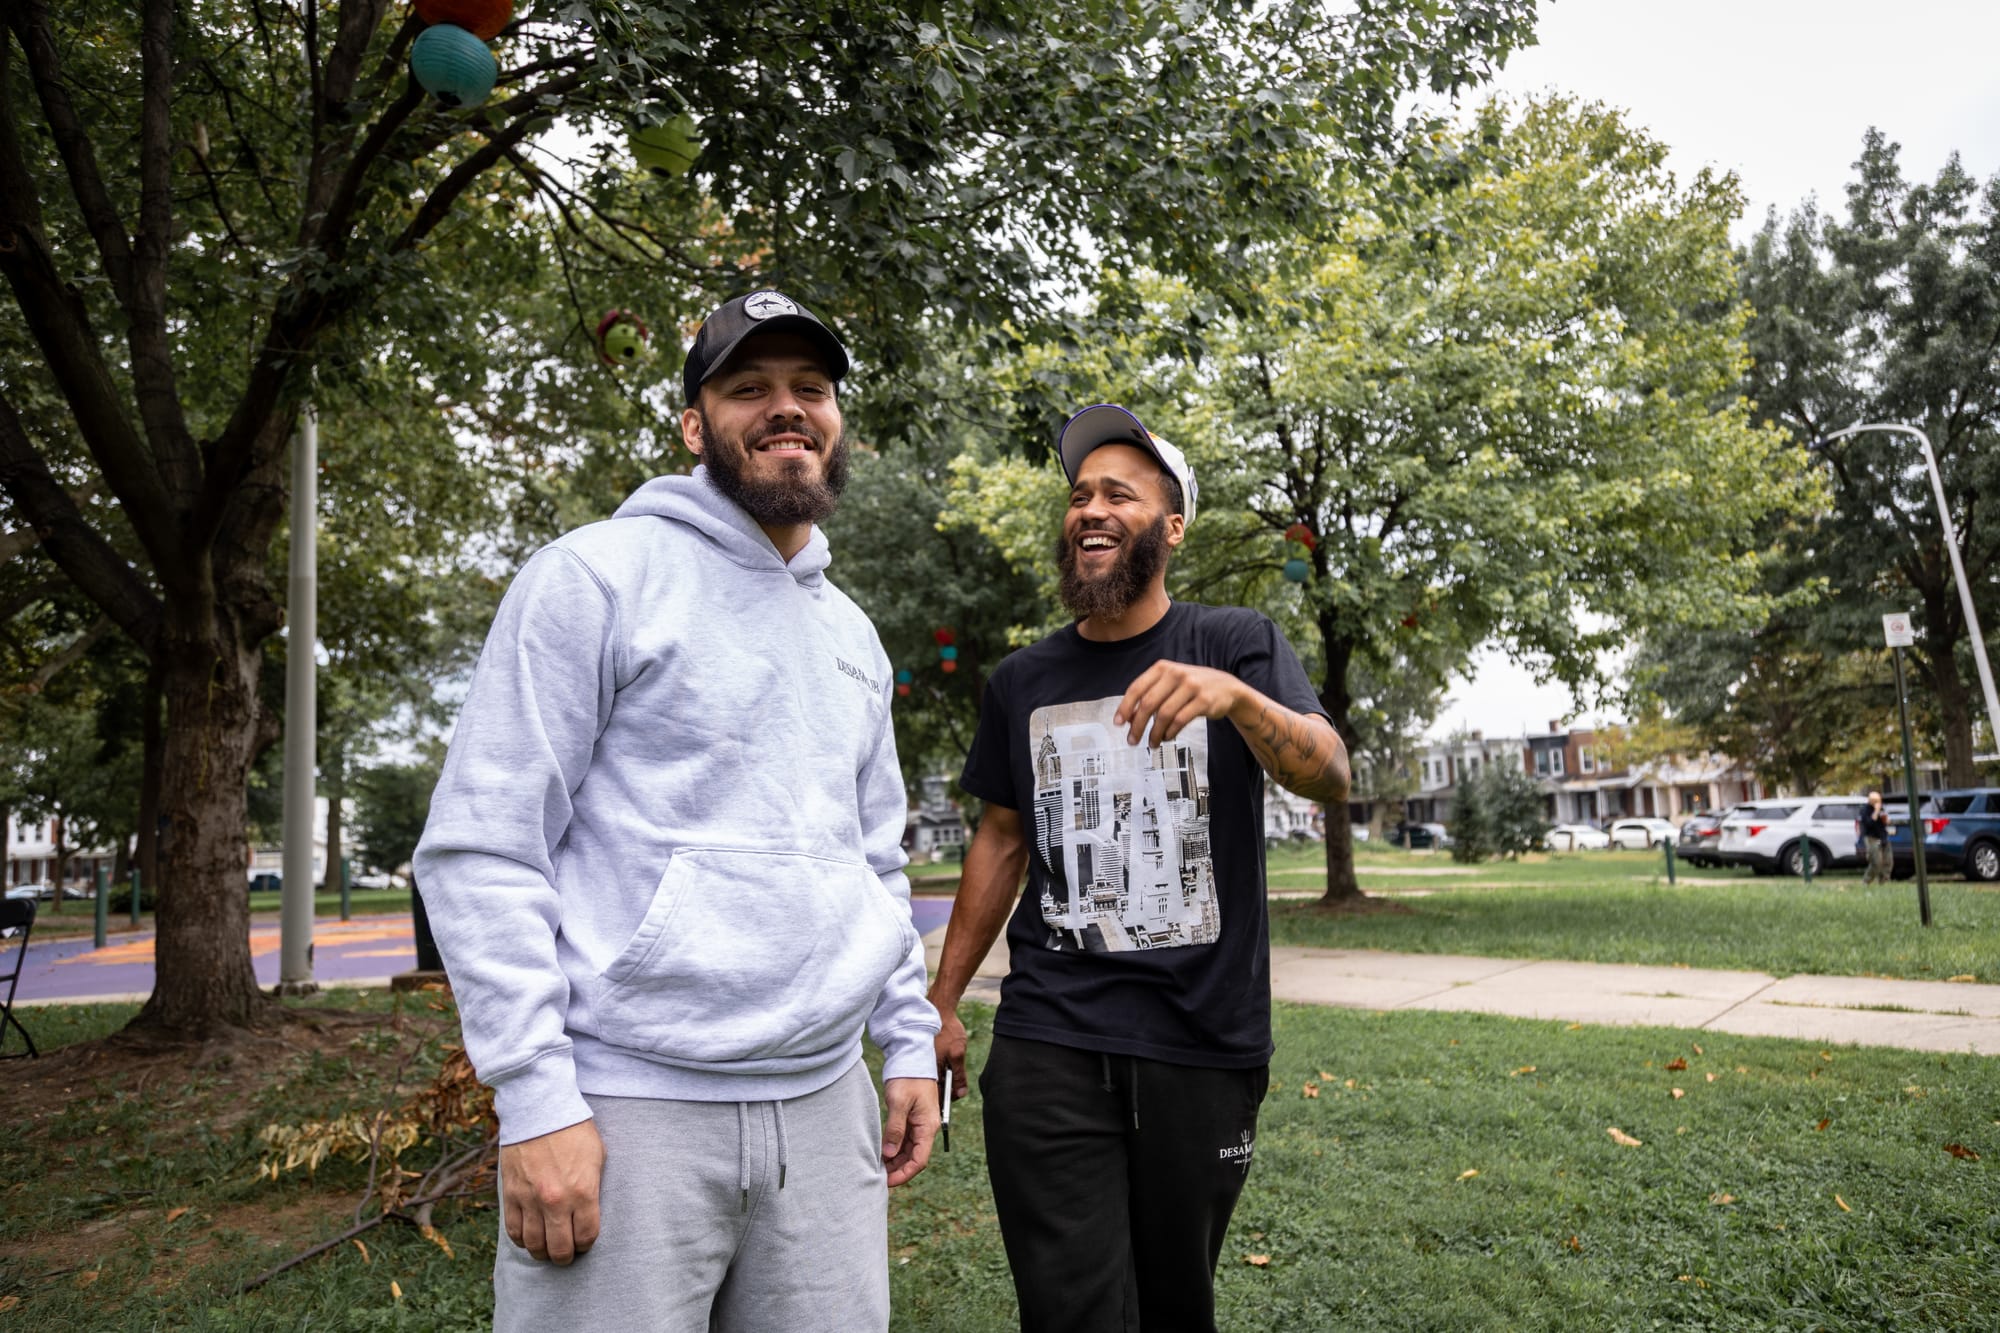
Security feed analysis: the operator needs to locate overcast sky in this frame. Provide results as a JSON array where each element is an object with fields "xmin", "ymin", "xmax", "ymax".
[{"xmin": 1430, "ymin": 0, "xmax": 2000, "ymax": 740}]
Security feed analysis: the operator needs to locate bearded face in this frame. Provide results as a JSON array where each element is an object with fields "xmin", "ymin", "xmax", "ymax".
[
  {"xmin": 698, "ymin": 406, "xmax": 851, "ymax": 529},
  {"xmin": 1057, "ymin": 510, "xmax": 1172, "ymax": 621}
]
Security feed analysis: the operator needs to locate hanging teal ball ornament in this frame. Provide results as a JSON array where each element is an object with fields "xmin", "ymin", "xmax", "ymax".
[
  {"xmin": 939, "ymin": 646, "xmax": 959, "ymax": 662},
  {"xmin": 631, "ymin": 114, "xmax": 701, "ymax": 176},
  {"xmin": 410, "ymin": 24, "xmax": 496, "ymax": 109},
  {"xmin": 1282, "ymin": 558, "xmax": 1310, "ymax": 583},
  {"xmin": 894, "ymin": 669, "xmax": 912, "ymax": 685}
]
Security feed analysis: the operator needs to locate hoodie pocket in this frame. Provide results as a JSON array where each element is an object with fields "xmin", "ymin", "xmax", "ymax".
[{"xmin": 594, "ymin": 847, "xmax": 917, "ymax": 1067}]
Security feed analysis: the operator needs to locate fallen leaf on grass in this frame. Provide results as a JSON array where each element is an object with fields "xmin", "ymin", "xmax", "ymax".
[
  {"xmin": 1944, "ymin": 1143, "xmax": 1981, "ymax": 1161},
  {"xmin": 1344, "ymin": 1079, "xmax": 1356, "ymax": 1089},
  {"xmin": 0, "ymin": 1295, "xmax": 17, "ymax": 1312},
  {"xmin": 1318, "ymin": 1071, "xmax": 1335, "ymax": 1082},
  {"xmin": 1735, "ymin": 1065, "xmax": 1749, "ymax": 1074},
  {"xmin": 1510, "ymin": 1066, "xmax": 1537, "ymax": 1077},
  {"xmin": 1676, "ymin": 1274, "xmax": 1710, "ymax": 1287},
  {"xmin": 1564, "ymin": 1235, "xmax": 1582, "ymax": 1252},
  {"xmin": 1705, "ymin": 1073, "xmax": 1717, "ymax": 1083},
  {"xmin": 1671, "ymin": 1088, "xmax": 1685, "ymax": 1099},
  {"xmin": 1710, "ymin": 1193, "xmax": 1737, "ymax": 1206},
  {"xmin": 1607, "ymin": 1127, "xmax": 1643, "ymax": 1147},
  {"xmin": 1835, "ymin": 1195, "xmax": 1852, "ymax": 1212},
  {"xmin": 165, "ymin": 1206, "xmax": 189, "ymax": 1223},
  {"xmin": 1905, "ymin": 1086, "xmax": 1926, "ymax": 1098},
  {"xmin": 1302, "ymin": 1083, "xmax": 1319, "ymax": 1099},
  {"xmin": 74, "ymin": 1271, "xmax": 100, "ymax": 1289},
  {"xmin": 1457, "ymin": 1169, "xmax": 1479, "ymax": 1181},
  {"xmin": 391, "ymin": 1279, "xmax": 404, "ymax": 1301},
  {"xmin": 353, "ymin": 1239, "xmax": 371, "ymax": 1264},
  {"xmin": 1566, "ymin": 1022, "xmax": 1583, "ymax": 1031},
  {"xmin": 1815, "ymin": 1118, "xmax": 1831, "ymax": 1132},
  {"xmin": 1692, "ymin": 1044, "xmax": 1703, "ymax": 1055},
  {"xmin": 1947, "ymin": 974, "xmax": 1977, "ymax": 983},
  {"xmin": 421, "ymin": 1225, "xmax": 456, "ymax": 1259},
  {"xmin": 1665, "ymin": 1057, "xmax": 1688, "ymax": 1071},
  {"xmin": 1244, "ymin": 1254, "xmax": 1270, "ymax": 1267}
]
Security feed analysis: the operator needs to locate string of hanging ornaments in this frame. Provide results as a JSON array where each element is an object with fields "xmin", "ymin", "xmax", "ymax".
[
  {"xmin": 1281, "ymin": 521, "xmax": 1316, "ymax": 583},
  {"xmin": 408, "ymin": 0, "xmax": 511, "ymax": 108}
]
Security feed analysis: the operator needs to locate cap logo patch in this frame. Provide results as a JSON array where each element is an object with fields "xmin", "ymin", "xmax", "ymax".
[{"xmin": 743, "ymin": 291, "xmax": 799, "ymax": 320}]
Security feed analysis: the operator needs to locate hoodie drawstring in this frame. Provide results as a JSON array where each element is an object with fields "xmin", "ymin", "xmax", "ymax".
[
  {"xmin": 773, "ymin": 1100, "xmax": 789, "ymax": 1190},
  {"xmin": 737, "ymin": 1099, "xmax": 791, "ymax": 1213},
  {"xmin": 1100, "ymin": 1053, "xmax": 1114, "ymax": 1093},
  {"xmin": 737, "ymin": 1102, "xmax": 751, "ymax": 1213}
]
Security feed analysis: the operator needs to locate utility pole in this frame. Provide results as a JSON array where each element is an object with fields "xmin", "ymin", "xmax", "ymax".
[{"xmin": 278, "ymin": 407, "xmax": 319, "ymax": 995}]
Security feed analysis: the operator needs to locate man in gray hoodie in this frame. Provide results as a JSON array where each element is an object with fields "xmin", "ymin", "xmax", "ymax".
[{"xmin": 415, "ymin": 290, "xmax": 940, "ymax": 1333}]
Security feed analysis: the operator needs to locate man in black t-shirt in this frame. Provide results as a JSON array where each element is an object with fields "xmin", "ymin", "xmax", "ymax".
[{"xmin": 930, "ymin": 404, "xmax": 1350, "ymax": 1333}]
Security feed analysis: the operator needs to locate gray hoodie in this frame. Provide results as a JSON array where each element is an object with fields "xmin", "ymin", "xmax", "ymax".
[{"xmin": 415, "ymin": 467, "xmax": 938, "ymax": 1144}]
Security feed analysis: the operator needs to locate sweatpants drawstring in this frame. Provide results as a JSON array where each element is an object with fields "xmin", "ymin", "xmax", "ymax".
[
  {"xmin": 773, "ymin": 1099, "xmax": 789, "ymax": 1190},
  {"xmin": 737, "ymin": 1102, "xmax": 750, "ymax": 1213},
  {"xmin": 1100, "ymin": 1053, "xmax": 1114, "ymax": 1093}
]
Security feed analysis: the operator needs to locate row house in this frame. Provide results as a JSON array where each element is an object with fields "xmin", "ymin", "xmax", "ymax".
[{"xmin": 4, "ymin": 811, "xmax": 117, "ymax": 890}]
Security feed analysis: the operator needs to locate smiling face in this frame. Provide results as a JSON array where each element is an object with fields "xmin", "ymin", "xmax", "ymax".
[
  {"xmin": 1057, "ymin": 443, "xmax": 1185, "ymax": 621},
  {"xmin": 681, "ymin": 331, "xmax": 849, "ymax": 530}
]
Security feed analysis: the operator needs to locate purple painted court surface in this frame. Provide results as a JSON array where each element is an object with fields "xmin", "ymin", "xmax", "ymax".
[{"xmin": 13, "ymin": 897, "xmax": 957, "ymax": 1005}]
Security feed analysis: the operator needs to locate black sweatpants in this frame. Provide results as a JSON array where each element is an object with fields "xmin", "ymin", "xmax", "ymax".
[{"xmin": 979, "ymin": 1034, "xmax": 1269, "ymax": 1333}]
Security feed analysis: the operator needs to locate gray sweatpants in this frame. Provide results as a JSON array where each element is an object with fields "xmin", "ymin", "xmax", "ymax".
[{"xmin": 494, "ymin": 1062, "xmax": 889, "ymax": 1333}]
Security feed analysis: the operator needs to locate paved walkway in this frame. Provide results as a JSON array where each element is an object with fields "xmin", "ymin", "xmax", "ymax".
[
  {"xmin": 928, "ymin": 930, "xmax": 2000, "ymax": 1057},
  {"xmin": 15, "ymin": 904, "xmax": 1997, "ymax": 1056}
]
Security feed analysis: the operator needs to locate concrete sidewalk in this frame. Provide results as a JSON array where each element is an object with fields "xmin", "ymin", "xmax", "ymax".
[{"xmin": 925, "ymin": 929, "xmax": 2000, "ymax": 1056}]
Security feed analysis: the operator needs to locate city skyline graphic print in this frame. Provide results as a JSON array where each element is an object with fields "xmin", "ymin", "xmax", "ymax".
[{"xmin": 1028, "ymin": 696, "xmax": 1216, "ymax": 952}]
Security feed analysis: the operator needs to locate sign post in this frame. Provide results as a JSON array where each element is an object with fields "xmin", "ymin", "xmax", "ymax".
[{"xmin": 1883, "ymin": 612, "xmax": 1932, "ymax": 927}]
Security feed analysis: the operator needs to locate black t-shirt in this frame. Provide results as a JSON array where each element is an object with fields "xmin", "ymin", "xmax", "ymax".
[
  {"xmin": 958, "ymin": 601, "xmax": 1328, "ymax": 1069},
  {"xmin": 1860, "ymin": 807, "xmax": 1888, "ymax": 839}
]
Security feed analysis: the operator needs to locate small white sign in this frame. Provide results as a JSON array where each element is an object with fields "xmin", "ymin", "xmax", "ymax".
[{"xmin": 1883, "ymin": 612, "xmax": 1915, "ymax": 648}]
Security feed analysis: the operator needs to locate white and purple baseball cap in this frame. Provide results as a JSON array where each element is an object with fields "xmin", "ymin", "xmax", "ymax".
[{"xmin": 1056, "ymin": 403, "xmax": 1198, "ymax": 526}]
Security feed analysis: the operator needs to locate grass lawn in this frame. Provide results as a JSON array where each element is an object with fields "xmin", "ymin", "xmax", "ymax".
[
  {"xmin": 6, "ymin": 996, "xmax": 1998, "ymax": 1330},
  {"xmin": 1265, "ymin": 846, "xmax": 2000, "ymax": 982}
]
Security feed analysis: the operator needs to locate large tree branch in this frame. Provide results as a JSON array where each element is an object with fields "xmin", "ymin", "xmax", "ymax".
[
  {"xmin": 0, "ymin": 34, "xmax": 182, "ymax": 573},
  {"xmin": 0, "ymin": 478, "xmax": 95, "ymax": 569},
  {"xmin": 130, "ymin": 0, "xmax": 200, "ymax": 502},
  {"xmin": 7, "ymin": 2, "xmax": 136, "ymax": 308},
  {"xmin": 0, "ymin": 392, "xmax": 164, "ymax": 653}
]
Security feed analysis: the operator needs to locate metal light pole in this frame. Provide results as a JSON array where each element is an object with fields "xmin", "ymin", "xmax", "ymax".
[
  {"xmin": 278, "ymin": 407, "xmax": 319, "ymax": 996},
  {"xmin": 1817, "ymin": 423, "xmax": 2000, "ymax": 760}
]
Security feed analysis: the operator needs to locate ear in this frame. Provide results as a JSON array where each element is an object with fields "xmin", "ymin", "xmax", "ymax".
[
  {"xmin": 679, "ymin": 404, "xmax": 705, "ymax": 456},
  {"xmin": 1164, "ymin": 512, "xmax": 1187, "ymax": 550}
]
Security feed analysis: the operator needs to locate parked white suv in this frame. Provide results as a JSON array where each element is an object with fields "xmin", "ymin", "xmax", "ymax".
[{"xmin": 1717, "ymin": 797, "xmax": 1869, "ymax": 876}]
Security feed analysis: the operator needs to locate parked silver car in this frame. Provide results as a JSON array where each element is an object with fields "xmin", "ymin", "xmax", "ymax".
[{"xmin": 1717, "ymin": 797, "xmax": 1869, "ymax": 875}]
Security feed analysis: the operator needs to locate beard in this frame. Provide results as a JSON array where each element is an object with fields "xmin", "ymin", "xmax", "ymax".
[
  {"xmin": 1057, "ymin": 512, "xmax": 1171, "ymax": 621},
  {"xmin": 699, "ymin": 408, "xmax": 851, "ymax": 528}
]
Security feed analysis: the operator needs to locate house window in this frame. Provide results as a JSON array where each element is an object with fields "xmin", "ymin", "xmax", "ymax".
[
  {"xmin": 1550, "ymin": 751, "xmax": 1564, "ymax": 776},
  {"xmin": 1534, "ymin": 750, "xmax": 1549, "ymax": 776},
  {"xmin": 1580, "ymin": 747, "xmax": 1595, "ymax": 774}
]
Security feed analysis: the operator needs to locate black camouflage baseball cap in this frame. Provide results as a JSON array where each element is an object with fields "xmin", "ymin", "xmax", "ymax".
[{"xmin": 681, "ymin": 290, "xmax": 850, "ymax": 404}]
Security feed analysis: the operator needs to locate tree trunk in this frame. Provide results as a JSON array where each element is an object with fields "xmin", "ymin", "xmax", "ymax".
[
  {"xmin": 136, "ymin": 659, "xmax": 164, "ymax": 902},
  {"xmin": 1923, "ymin": 645, "xmax": 1978, "ymax": 787},
  {"xmin": 1315, "ymin": 626, "xmax": 1369, "ymax": 906},
  {"xmin": 130, "ymin": 632, "xmax": 278, "ymax": 1036}
]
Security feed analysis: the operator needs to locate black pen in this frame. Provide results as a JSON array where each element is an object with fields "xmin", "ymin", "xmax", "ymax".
[{"xmin": 941, "ymin": 1067, "xmax": 952, "ymax": 1151}]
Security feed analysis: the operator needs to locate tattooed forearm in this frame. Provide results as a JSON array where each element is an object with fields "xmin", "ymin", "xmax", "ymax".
[{"xmin": 1238, "ymin": 699, "xmax": 1350, "ymax": 804}]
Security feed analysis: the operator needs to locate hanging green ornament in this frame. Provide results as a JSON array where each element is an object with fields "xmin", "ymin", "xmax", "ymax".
[
  {"xmin": 631, "ymin": 114, "xmax": 701, "ymax": 177},
  {"xmin": 410, "ymin": 24, "xmax": 496, "ymax": 109}
]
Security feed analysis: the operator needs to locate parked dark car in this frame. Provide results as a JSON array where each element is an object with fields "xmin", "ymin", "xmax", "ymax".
[
  {"xmin": 1676, "ymin": 811, "xmax": 1726, "ymax": 867},
  {"xmin": 1390, "ymin": 821, "xmax": 1445, "ymax": 850},
  {"xmin": 1886, "ymin": 788, "xmax": 2000, "ymax": 882}
]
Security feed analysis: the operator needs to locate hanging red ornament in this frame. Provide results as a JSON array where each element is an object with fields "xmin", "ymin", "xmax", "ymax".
[
  {"xmin": 414, "ymin": 0, "xmax": 514, "ymax": 41},
  {"xmin": 939, "ymin": 659, "xmax": 958, "ymax": 674},
  {"xmin": 933, "ymin": 627, "xmax": 956, "ymax": 647},
  {"xmin": 1284, "ymin": 522, "xmax": 1317, "ymax": 551},
  {"xmin": 895, "ymin": 683, "xmax": 912, "ymax": 697}
]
